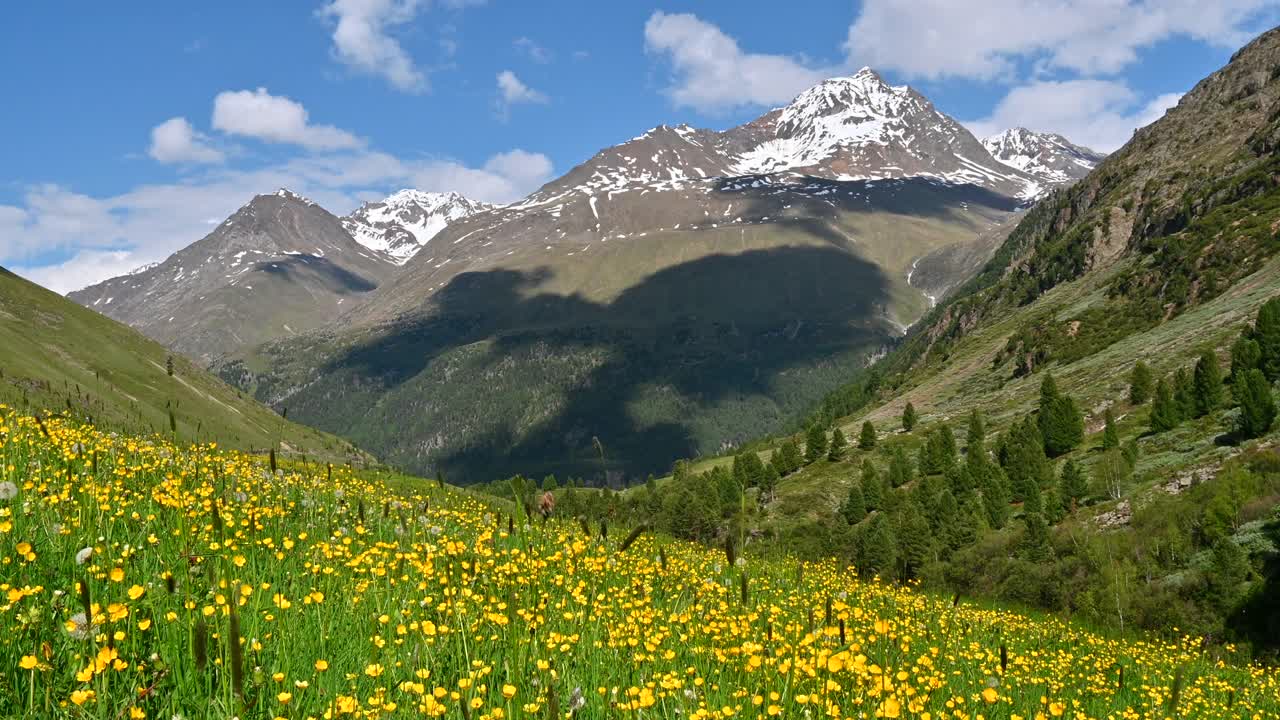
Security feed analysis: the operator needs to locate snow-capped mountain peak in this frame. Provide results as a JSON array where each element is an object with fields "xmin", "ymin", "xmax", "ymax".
[
  {"xmin": 982, "ymin": 128, "xmax": 1106, "ymax": 186},
  {"xmin": 342, "ymin": 190, "xmax": 496, "ymax": 263}
]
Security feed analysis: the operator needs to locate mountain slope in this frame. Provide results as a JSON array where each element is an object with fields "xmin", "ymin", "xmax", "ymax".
[
  {"xmin": 615, "ymin": 27, "xmax": 1280, "ymax": 648},
  {"xmin": 217, "ymin": 70, "xmax": 1102, "ymax": 482},
  {"xmin": 69, "ymin": 190, "xmax": 400, "ymax": 364},
  {"xmin": 0, "ymin": 265, "xmax": 364, "ymax": 460},
  {"xmin": 342, "ymin": 189, "xmax": 495, "ymax": 263},
  {"xmin": 982, "ymin": 128, "xmax": 1105, "ymax": 187}
]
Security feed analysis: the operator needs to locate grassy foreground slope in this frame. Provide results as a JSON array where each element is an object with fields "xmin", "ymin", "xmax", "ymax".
[
  {"xmin": 1, "ymin": 408, "xmax": 1278, "ymax": 719},
  {"xmin": 0, "ymin": 267, "xmax": 363, "ymax": 462}
]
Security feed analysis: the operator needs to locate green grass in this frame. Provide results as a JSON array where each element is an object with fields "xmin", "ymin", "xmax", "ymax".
[
  {"xmin": 2, "ymin": 408, "xmax": 1277, "ymax": 719},
  {"xmin": 0, "ymin": 267, "xmax": 363, "ymax": 463}
]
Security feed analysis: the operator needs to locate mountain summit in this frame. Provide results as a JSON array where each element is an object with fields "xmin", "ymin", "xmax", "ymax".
[
  {"xmin": 343, "ymin": 190, "xmax": 495, "ymax": 264},
  {"xmin": 981, "ymin": 128, "xmax": 1106, "ymax": 187},
  {"xmin": 69, "ymin": 190, "xmax": 399, "ymax": 363}
]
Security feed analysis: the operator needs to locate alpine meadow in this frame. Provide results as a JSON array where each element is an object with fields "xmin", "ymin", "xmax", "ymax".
[{"xmin": 4, "ymin": 4, "xmax": 1280, "ymax": 719}]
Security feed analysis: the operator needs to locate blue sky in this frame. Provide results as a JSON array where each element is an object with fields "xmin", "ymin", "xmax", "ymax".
[{"xmin": 2, "ymin": 1, "xmax": 1277, "ymax": 292}]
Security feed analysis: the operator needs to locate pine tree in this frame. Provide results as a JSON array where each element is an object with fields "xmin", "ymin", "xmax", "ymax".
[
  {"xmin": 840, "ymin": 481, "xmax": 866, "ymax": 524},
  {"xmin": 858, "ymin": 420, "xmax": 877, "ymax": 450},
  {"xmin": 889, "ymin": 447, "xmax": 913, "ymax": 488},
  {"xmin": 760, "ymin": 462, "xmax": 781, "ymax": 501},
  {"xmin": 934, "ymin": 489, "xmax": 959, "ymax": 539},
  {"xmin": 1173, "ymin": 367, "xmax": 1196, "ymax": 420},
  {"xmin": 1231, "ymin": 335, "xmax": 1262, "ymax": 383},
  {"xmin": 742, "ymin": 452, "xmax": 765, "ymax": 487},
  {"xmin": 861, "ymin": 460, "xmax": 884, "ymax": 511},
  {"xmin": 950, "ymin": 492, "xmax": 984, "ymax": 549},
  {"xmin": 1020, "ymin": 512, "xmax": 1052, "ymax": 562},
  {"xmin": 1235, "ymin": 368, "xmax": 1277, "ymax": 439},
  {"xmin": 1058, "ymin": 459, "xmax": 1087, "ymax": 513},
  {"xmin": 1039, "ymin": 374, "xmax": 1084, "ymax": 456},
  {"xmin": 966, "ymin": 409, "xmax": 985, "ymax": 456},
  {"xmin": 1149, "ymin": 378, "xmax": 1181, "ymax": 433},
  {"xmin": 980, "ymin": 467, "xmax": 1010, "ymax": 529},
  {"xmin": 919, "ymin": 425, "xmax": 957, "ymax": 475},
  {"xmin": 902, "ymin": 402, "xmax": 917, "ymax": 432},
  {"xmin": 1005, "ymin": 417, "xmax": 1051, "ymax": 502},
  {"xmin": 778, "ymin": 440, "xmax": 803, "ymax": 474},
  {"xmin": 859, "ymin": 515, "xmax": 897, "ymax": 579},
  {"xmin": 1129, "ymin": 361, "xmax": 1154, "ymax": 405},
  {"xmin": 896, "ymin": 500, "xmax": 933, "ymax": 579},
  {"xmin": 805, "ymin": 425, "xmax": 828, "ymax": 464},
  {"xmin": 1102, "ymin": 407, "xmax": 1120, "ymax": 450},
  {"xmin": 828, "ymin": 427, "xmax": 848, "ymax": 461},
  {"xmin": 1192, "ymin": 349, "xmax": 1224, "ymax": 417},
  {"xmin": 1255, "ymin": 297, "xmax": 1280, "ymax": 381},
  {"xmin": 1044, "ymin": 485, "xmax": 1067, "ymax": 525}
]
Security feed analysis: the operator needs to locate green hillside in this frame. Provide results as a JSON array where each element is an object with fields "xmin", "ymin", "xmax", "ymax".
[
  {"xmin": 0, "ymin": 266, "xmax": 365, "ymax": 462},
  {"xmin": 220, "ymin": 181, "xmax": 1014, "ymax": 482},
  {"xmin": 485, "ymin": 28, "xmax": 1280, "ymax": 653}
]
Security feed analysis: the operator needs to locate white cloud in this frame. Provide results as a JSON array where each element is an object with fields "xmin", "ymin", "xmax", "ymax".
[
  {"xmin": 643, "ymin": 11, "xmax": 832, "ymax": 113},
  {"xmin": 967, "ymin": 80, "xmax": 1184, "ymax": 152},
  {"xmin": 212, "ymin": 88, "xmax": 363, "ymax": 150},
  {"xmin": 19, "ymin": 250, "xmax": 151, "ymax": 295},
  {"xmin": 514, "ymin": 36, "xmax": 552, "ymax": 63},
  {"xmin": 496, "ymin": 70, "xmax": 548, "ymax": 111},
  {"xmin": 148, "ymin": 117, "xmax": 225, "ymax": 165},
  {"xmin": 2, "ymin": 147, "xmax": 552, "ymax": 293},
  {"xmin": 319, "ymin": 0, "xmax": 428, "ymax": 93},
  {"xmin": 845, "ymin": 0, "xmax": 1277, "ymax": 81}
]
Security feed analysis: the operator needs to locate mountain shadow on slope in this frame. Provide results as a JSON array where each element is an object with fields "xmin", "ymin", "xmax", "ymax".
[
  {"xmin": 231, "ymin": 243, "xmax": 894, "ymax": 483},
  {"xmin": 254, "ymin": 255, "xmax": 380, "ymax": 293}
]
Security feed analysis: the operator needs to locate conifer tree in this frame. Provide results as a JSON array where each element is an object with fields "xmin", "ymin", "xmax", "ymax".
[
  {"xmin": 1129, "ymin": 361, "xmax": 1153, "ymax": 405},
  {"xmin": 1173, "ymin": 367, "xmax": 1196, "ymax": 420},
  {"xmin": 840, "ymin": 481, "xmax": 866, "ymax": 524},
  {"xmin": 805, "ymin": 425, "xmax": 828, "ymax": 464},
  {"xmin": 902, "ymin": 402, "xmax": 917, "ymax": 432},
  {"xmin": 896, "ymin": 500, "xmax": 933, "ymax": 579},
  {"xmin": 1231, "ymin": 335, "xmax": 1262, "ymax": 383},
  {"xmin": 828, "ymin": 427, "xmax": 848, "ymax": 461},
  {"xmin": 1039, "ymin": 373, "xmax": 1084, "ymax": 456},
  {"xmin": 861, "ymin": 459, "xmax": 884, "ymax": 511},
  {"xmin": 1058, "ymin": 458, "xmax": 1087, "ymax": 513},
  {"xmin": 1044, "ymin": 485, "xmax": 1067, "ymax": 525},
  {"xmin": 1121, "ymin": 438, "xmax": 1140, "ymax": 471},
  {"xmin": 1255, "ymin": 297, "xmax": 1280, "ymax": 381},
  {"xmin": 778, "ymin": 440, "xmax": 803, "ymax": 474},
  {"xmin": 1149, "ymin": 377, "xmax": 1181, "ymax": 433},
  {"xmin": 1102, "ymin": 407, "xmax": 1120, "ymax": 450},
  {"xmin": 1005, "ymin": 417, "xmax": 1051, "ymax": 502},
  {"xmin": 966, "ymin": 409, "xmax": 985, "ymax": 455},
  {"xmin": 889, "ymin": 446, "xmax": 913, "ymax": 488},
  {"xmin": 951, "ymin": 493, "xmax": 984, "ymax": 548},
  {"xmin": 981, "ymin": 467, "xmax": 1010, "ymax": 529},
  {"xmin": 760, "ymin": 462, "xmax": 781, "ymax": 501},
  {"xmin": 859, "ymin": 514, "xmax": 897, "ymax": 579},
  {"xmin": 1192, "ymin": 349, "xmax": 1224, "ymax": 417},
  {"xmin": 858, "ymin": 420, "xmax": 877, "ymax": 450},
  {"xmin": 933, "ymin": 489, "xmax": 959, "ymax": 538},
  {"xmin": 1235, "ymin": 368, "xmax": 1277, "ymax": 439},
  {"xmin": 1021, "ymin": 512, "xmax": 1052, "ymax": 562}
]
